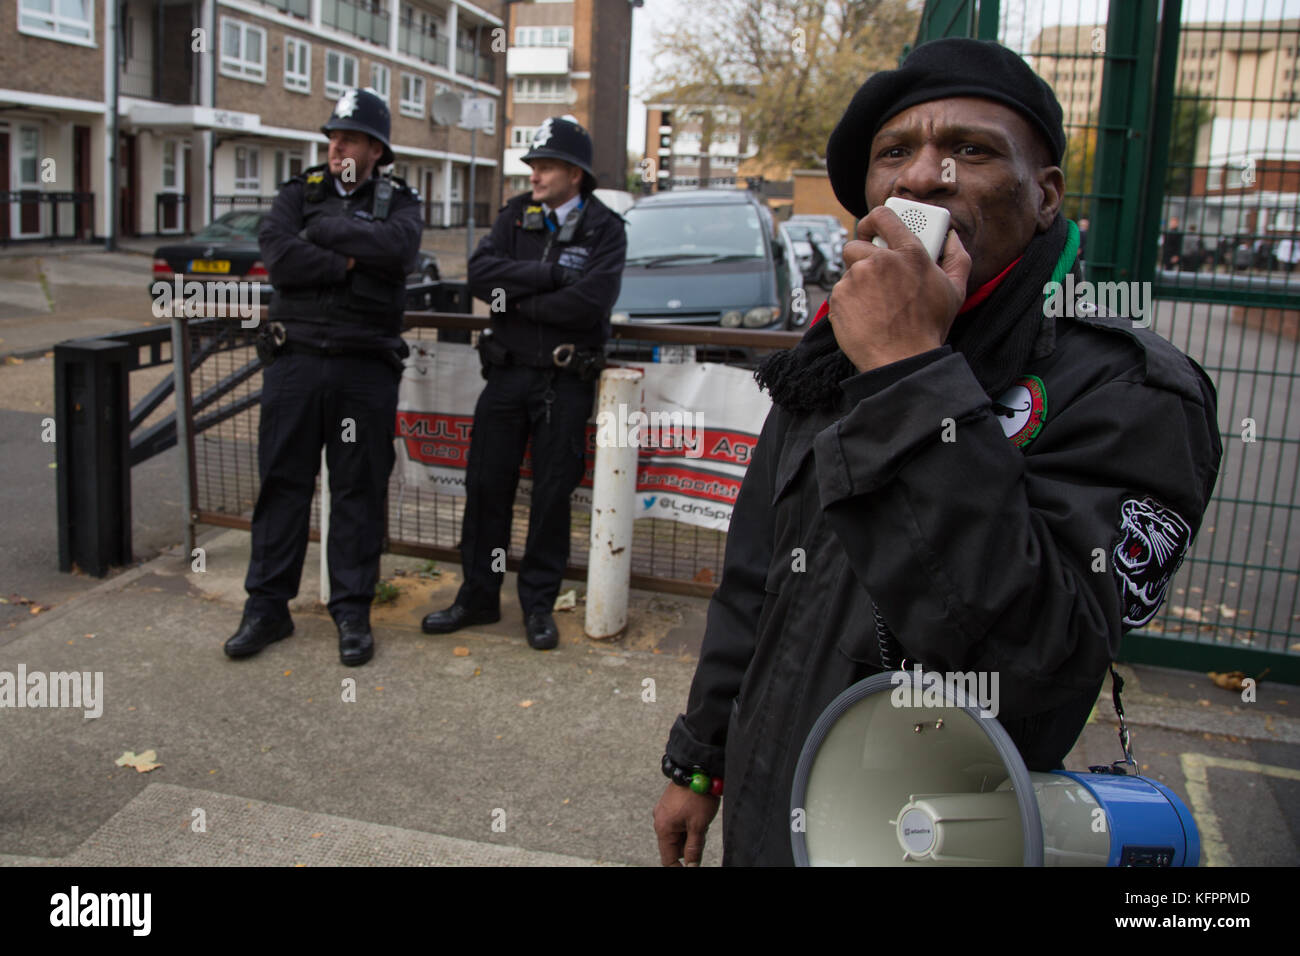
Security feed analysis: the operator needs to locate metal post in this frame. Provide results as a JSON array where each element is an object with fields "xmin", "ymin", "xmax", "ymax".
[
  {"xmin": 105, "ymin": 0, "xmax": 119, "ymax": 251},
  {"xmin": 464, "ymin": 22, "xmax": 481, "ymax": 260},
  {"xmin": 585, "ymin": 367, "xmax": 643, "ymax": 639},
  {"xmin": 170, "ymin": 314, "xmax": 195, "ymax": 559}
]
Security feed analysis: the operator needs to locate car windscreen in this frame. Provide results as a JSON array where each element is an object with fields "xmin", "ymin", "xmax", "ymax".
[
  {"xmin": 192, "ymin": 211, "xmax": 265, "ymax": 241},
  {"xmin": 624, "ymin": 203, "xmax": 765, "ymax": 264}
]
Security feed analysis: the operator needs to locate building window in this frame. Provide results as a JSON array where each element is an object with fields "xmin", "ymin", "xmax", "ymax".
[
  {"xmin": 1206, "ymin": 166, "xmax": 1223, "ymax": 190},
  {"xmin": 399, "ymin": 72, "xmax": 426, "ymax": 118},
  {"xmin": 18, "ymin": 0, "xmax": 93, "ymax": 44},
  {"xmin": 162, "ymin": 140, "xmax": 178, "ymax": 189},
  {"xmin": 234, "ymin": 147, "xmax": 261, "ymax": 192},
  {"xmin": 325, "ymin": 49, "xmax": 359, "ymax": 98},
  {"xmin": 220, "ymin": 17, "xmax": 267, "ymax": 82},
  {"xmin": 514, "ymin": 26, "xmax": 572, "ymax": 47},
  {"xmin": 273, "ymin": 149, "xmax": 304, "ymax": 185},
  {"xmin": 285, "ymin": 37, "xmax": 311, "ymax": 93},
  {"xmin": 370, "ymin": 63, "xmax": 391, "ymax": 103},
  {"xmin": 510, "ymin": 126, "xmax": 534, "ymax": 148},
  {"xmin": 513, "ymin": 77, "xmax": 571, "ymax": 103}
]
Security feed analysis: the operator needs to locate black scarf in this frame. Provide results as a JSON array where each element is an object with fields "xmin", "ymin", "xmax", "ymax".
[{"xmin": 757, "ymin": 214, "xmax": 1070, "ymax": 412}]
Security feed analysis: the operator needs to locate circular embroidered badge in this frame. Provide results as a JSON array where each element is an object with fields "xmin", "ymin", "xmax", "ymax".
[{"xmin": 992, "ymin": 374, "xmax": 1047, "ymax": 448}]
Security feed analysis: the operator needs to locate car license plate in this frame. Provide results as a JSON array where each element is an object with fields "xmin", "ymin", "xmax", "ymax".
[
  {"xmin": 653, "ymin": 344, "xmax": 696, "ymax": 364},
  {"xmin": 190, "ymin": 259, "xmax": 231, "ymax": 274}
]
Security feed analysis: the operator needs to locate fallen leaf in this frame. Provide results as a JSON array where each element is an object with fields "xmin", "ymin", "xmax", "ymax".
[
  {"xmin": 283, "ymin": 670, "xmax": 292, "ymax": 677},
  {"xmin": 453, "ymin": 646, "xmax": 470, "ymax": 657},
  {"xmin": 1217, "ymin": 604, "xmax": 1237, "ymax": 619},
  {"xmin": 84, "ymin": 633, "xmax": 95, "ymax": 639},
  {"xmin": 1209, "ymin": 671, "xmax": 1248, "ymax": 691},
  {"xmin": 311, "ymin": 832, "xmax": 323, "ymax": 839},
  {"xmin": 1197, "ymin": 699, "xmax": 1212, "ymax": 707},
  {"xmin": 553, "ymin": 589, "xmax": 577, "ymax": 612},
  {"xmin": 519, "ymin": 699, "xmax": 534, "ymax": 708},
  {"xmin": 693, "ymin": 568, "xmax": 714, "ymax": 583},
  {"xmin": 472, "ymin": 667, "xmax": 481, "ymax": 677},
  {"xmin": 115, "ymin": 750, "xmax": 162, "ymax": 773}
]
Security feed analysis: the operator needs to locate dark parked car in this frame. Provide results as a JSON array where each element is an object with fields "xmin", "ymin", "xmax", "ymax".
[
  {"xmin": 150, "ymin": 210, "xmax": 440, "ymax": 311},
  {"xmin": 610, "ymin": 190, "xmax": 800, "ymax": 354}
]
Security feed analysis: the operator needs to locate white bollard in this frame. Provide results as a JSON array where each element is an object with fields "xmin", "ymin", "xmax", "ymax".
[
  {"xmin": 585, "ymin": 367, "xmax": 643, "ymax": 639},
  {"xmin": 319, "ymin": 447, "xmax": 330, "ymax": 605}
]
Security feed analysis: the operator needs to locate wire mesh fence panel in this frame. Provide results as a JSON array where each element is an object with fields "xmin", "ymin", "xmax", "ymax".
[{"xmin": 957, "ymin": 0, "xmax": 1300, "ymax": 665}]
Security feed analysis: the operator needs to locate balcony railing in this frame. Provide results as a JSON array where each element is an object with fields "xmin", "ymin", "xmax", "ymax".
[
  {"xmin": 455, "ymin": 47, "xmax": 495, "ymax": 81},
  {"xmin": 323, "ymin": 0, "xmax": 390, "ymax": 47},
  {"xmin": 400, "ymin": 26, "xmax": 449, "ymax": 67},
  {"xmin": 259, "ymin": 0, "xmax": 310, "ymax": 18}
]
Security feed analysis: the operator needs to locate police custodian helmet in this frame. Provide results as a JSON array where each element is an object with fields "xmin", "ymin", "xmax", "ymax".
[
  {"xmin": 321, "ymin": 87, "xmax": 395, "ymax": 166},
  {"xmin": 521, "ymin": 116, "xmax": 597, "ymax": 193}
]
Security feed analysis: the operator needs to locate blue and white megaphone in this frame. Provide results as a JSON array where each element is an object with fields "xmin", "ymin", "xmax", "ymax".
[{"xmin": 790, "ymin": 671, "xmax": 1198, "ymax": 866}]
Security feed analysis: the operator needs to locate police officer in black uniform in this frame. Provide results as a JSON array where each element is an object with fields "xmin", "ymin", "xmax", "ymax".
[
  {"xmin": 224, "ymin": 87, "xmax": 422, "ymax": 666},
  {"xmin": 421, "ymin": 117, "xmax": 628, "ymax": 650}
]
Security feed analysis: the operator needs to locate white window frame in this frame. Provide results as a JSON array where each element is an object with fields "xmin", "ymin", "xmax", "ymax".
[
  {"xmin": 325, "ymin": 49, "xmax": 359, "ymax": 99},
  {"xmin": 399, "ymin": 72, "xmax": 426, "ymax": 118},
  {"xmin": 510, "ymin": 126, "xmax": 533, "ymax": 148},
  {"xmin": 220, "ymin": 17, "xmax": 267, "ymax": 83},
  {"xmin": 514, "ymin": 25, "xmax": 572, "ymax": 47},
  {"xmin": 284, "ymin": 37, "xmax": 311, "ymax": 93},
  {"xmin": 18, "ymin": 0, "xmax": 95, "ymax": 46},
  {"xmin": 513, "ymin": 77, "xmax": 570, "ymax": 103},
  {"xmin": 234, "ymin": 146, "xmax": 261, "ymax": 193},
  {"xmin": 370, "ymin": 63, "xmax": 391, "ymax": 104},
  {"xmin": 162, "ymin": 140, "xmax": 179, "ymax": 190}
]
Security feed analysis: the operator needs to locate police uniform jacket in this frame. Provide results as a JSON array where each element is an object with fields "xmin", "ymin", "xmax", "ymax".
[
  {"xmin": 665, "ymin": 225, "xmax": 1223, "ymax": 865},
  {"xmin": 258, "ymin": 164, "xmax": 423, "ymax": 352},
  {"xmin": 467, "ymin": 191, "xmax": 627, "ymax": 364}
]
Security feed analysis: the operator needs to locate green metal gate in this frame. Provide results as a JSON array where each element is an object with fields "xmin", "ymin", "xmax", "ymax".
[{"xmin": 917, "ymin": 0, "xmax": 1300, "ymax": 682}]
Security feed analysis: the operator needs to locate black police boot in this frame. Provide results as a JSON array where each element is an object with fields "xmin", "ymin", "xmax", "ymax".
[
  {"xmin": 524, "ymin": 610, "xmax": 559, "ymax": 651},
  {"xmin": 421, "ymin": 604, "xmax": 501, "ymax": 634},
  {"xmin": 224, "ymin": 614, "xmax": 293, "ymax": 659},
  {"xmin": 338, "ymin": 619, "xmax": 374, "ymax": 667}
]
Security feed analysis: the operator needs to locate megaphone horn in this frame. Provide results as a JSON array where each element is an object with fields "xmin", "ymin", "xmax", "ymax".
[{"xmin": 790, "ymin": 669, "xmax": 1199, "ymax": 866}]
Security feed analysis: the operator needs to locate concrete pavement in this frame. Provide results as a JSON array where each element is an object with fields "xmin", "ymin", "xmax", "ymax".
[{"xmin": 0, "ymin": 526, "xmax": 1296, "ymax": 866}]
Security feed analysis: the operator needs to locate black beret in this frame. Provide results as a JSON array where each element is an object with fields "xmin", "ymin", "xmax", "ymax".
[{"xmin": 826, "ymin": 38, "xmax": 1066, "ymax": 219}]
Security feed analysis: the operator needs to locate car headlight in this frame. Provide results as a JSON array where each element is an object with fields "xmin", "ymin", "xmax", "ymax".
[
  {"xmin": 742, "ymin": 307, "xmax": 776, "ymax": 327},
  {"xmin": 720, "ymin": 310, "xmax": 743, "ymax": 327},
  {"xmin": 611, "ymin": 312, "xmax": 630, "ymax": 324}
]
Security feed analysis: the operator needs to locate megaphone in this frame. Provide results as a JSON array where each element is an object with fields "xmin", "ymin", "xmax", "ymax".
[{"xmin": 790, "ymin": 671, "xmax": 1199, "ymax": 866}]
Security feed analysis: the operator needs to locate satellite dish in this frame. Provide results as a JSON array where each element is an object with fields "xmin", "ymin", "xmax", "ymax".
[
  {"xmin": 431, "ymin": 91, "xmax": 462, "ymax": 126},
  {"xmin": 791, "ymin": 670, "xmax": 1200, "ymax": 866}
]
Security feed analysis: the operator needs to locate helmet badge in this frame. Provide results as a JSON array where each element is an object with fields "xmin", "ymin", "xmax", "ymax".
[
  {"xmin": 334, "ymin": 89, "xmax": 359, "ymax": 119},
  {"xmin": 533, "ymin": 118, "xmax": 554, "ymax": 147}
]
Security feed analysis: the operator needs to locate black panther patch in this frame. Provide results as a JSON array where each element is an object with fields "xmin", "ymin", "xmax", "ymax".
[{"xmin": 1113, "ymin": 496, "xmax": 1193, "ymax": 627}]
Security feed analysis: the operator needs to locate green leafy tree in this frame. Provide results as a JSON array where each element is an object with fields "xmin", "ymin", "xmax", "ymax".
[{"xmin": 1165, "ymin": 91, "xmax": 1215, "ymax": 196}]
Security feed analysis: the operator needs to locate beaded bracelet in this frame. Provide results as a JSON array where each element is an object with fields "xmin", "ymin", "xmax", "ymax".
[{"xmin": 661, "ymin": 753, "xmax": 724, "ymax": 797}]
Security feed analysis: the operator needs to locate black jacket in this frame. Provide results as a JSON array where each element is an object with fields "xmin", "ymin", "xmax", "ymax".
[
  {"xmin": 468, "ymin": 191, "xmax": 627, "ymax": 363},
  {"xmin": 666, "ymin": 246, "xmax": 1222, "ymax": 866},
  {"xmin": 258, "ymin": 164, "xmax": 423, "ymax": 351}
]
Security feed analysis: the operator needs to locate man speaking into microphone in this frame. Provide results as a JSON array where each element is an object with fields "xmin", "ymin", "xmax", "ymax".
[{"xmin": 653, "ymin": 38, "xmax": 1222, "ymax": 866}]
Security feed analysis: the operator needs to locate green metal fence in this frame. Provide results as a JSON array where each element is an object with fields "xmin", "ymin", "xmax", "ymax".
[{"xmin": 918, "ymin": 0, "xmax": 1300, "ymax": 681}]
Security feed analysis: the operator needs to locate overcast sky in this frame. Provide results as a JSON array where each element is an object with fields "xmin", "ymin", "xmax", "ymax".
[{"xmin": 623, "ymin": 0, "xmax": 1299, "ymax": 156}]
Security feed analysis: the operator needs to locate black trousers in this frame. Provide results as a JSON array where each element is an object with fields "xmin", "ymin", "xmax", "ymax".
[
  {"xmin": 244, "ymin": 350, "xmax": 399, "ymax": 625},
  {"xmin": 456, "ymin": 363, "xmax": 593, "ymax": 616}
]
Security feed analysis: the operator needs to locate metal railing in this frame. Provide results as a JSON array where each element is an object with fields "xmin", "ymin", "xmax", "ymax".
[
  {"xmin": 177, "ymin": 312, "xmax": 799, "ymax": 597},
  {"xmin": 0, "ymin": 191, "xmax": 95, "ymax": 244}
]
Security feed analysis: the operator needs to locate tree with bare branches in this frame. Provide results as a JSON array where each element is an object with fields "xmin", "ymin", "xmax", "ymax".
[{"xmin": 648, "ymin": 0, "xmax": 919, "ymax": 169}]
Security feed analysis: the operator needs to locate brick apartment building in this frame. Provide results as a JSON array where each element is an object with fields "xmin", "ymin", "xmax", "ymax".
[
  {"xmin": 1, "ymin": 0, "xmax": 506, "ymax": 242},
  {"xmin": 499, "ymin": 0, "xmax": 634, "ymax": 204},
  {"xmin": 642, "ymin": 95, "xmax": 756, "ymax": 192}
]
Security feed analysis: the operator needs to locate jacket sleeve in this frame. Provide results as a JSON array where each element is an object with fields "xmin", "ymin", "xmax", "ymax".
[
  {"xmin": 303, "ymin": 189, "xmax": 423, "ymax": 278},
  {"xmin": 666, "ymin": 408, "xmax": 782, "ymax": 777},
  {"xmin": 258, "ymin": 181, "xmax": 349, "ymax": 287},
  {"xmin": 814, "ymin": 350, "xmax": 1221, "ymax": 723},
  {"xmin": 467, "ymin": 206, "xmax": 561, "ymax": 302},
  {"xmin": 516, "ymin": 213, "xmax": 627, "ymax": 330}
]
